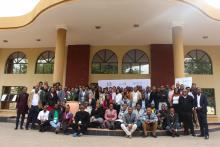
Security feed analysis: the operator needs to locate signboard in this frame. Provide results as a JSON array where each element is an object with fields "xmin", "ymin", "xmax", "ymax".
[
  {"xmin": 175, "ymin": 77, "xmax": 192, "ymax": 88},
  {"xmin": 98, "ymin": 79, "xmax": 151, "ymax": 88}
]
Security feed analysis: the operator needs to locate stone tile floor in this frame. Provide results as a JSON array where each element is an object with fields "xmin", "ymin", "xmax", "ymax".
[{"xmin": 0, "ymin": 122, "xmax": 220, "ymax": 147}]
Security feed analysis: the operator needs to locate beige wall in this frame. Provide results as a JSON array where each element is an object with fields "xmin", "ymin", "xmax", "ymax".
[
  {"xmin": 184, "ymin": 46, "xmax": 220, "ymax": 116},
  {"xmin": 89, "ymin": 45, "xmax": 151, "ymax": 83},
  {"xmin": 0, "ymin": 48, "xmax": 54, "ymax": 95}
]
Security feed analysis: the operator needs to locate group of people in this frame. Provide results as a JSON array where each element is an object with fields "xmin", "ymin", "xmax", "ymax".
[{"xmin": 15, "ymin": 81, "xmax": 209, "ymax": 139}]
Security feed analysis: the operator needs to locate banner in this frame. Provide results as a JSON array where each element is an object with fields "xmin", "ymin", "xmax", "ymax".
[
  {"xmin": 175, "ymin": 77, "xmax": 192, "ymax": 88},
  {"xmin": 98, "ymin": 79, "xmax": 151, "ymax": 88}
]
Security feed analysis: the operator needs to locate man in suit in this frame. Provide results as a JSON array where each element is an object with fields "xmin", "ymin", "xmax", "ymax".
[
  {"xmin": 79, "ymin": 86, "xmax": 89, "ymax": 104},
  {"xmin": 137, "ymin": 94, "xmax": 149, "ymax": 111},
  {"xmin": 179, "ymin": 89, "xmax": 195, "ymax": 136},
  {"xmin": 194, "ymin": 87, "xmax": 209, "ymax": 139},
  {"xmin": 120, "ymin": 107, "xmax": 137, "ymax": 138},
  {"xmin": 15, "ymin": 87, "xmax": 29, "ymax": 130}
]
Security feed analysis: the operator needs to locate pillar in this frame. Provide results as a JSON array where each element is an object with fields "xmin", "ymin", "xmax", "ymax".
[
  {"xmin": 53, "ymin": 27, "xmax": 67, "ymax": 84},
  {"xmin": 172, "ymin": 25, "xmax": 185, "ymax": 78}
]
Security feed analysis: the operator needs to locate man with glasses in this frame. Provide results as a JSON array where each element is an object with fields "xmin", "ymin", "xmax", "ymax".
[{"xmin": 179, "ymin": 89, "xmax": 195, "ymax": 136}]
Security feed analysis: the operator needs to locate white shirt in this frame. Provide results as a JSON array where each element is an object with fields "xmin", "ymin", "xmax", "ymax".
[
  {"xmin": 32, "ymin": 93, "xmax": 40, "ymax": 106},
  {"xmin": 133, "ymin": 109, "xmax": 144, "ymax": 120},
  {"xmin": 197, "ymin": 94, "xmax": 201, "ymax": 108},
  {"xmin": 115, "ymin": 93, "xmax": 122, "ymax": 104},
  {"xmin": 172, "ymin": 96, "xmax": 179, "ymax": 104},
  {"xmin": 37, "ymin": 110, "xmax": 49, "ymax": 121},
  {"xmin": 112, "ymin": 92, "xmax": 117, "ymax": 101},
  {"xmin": 132, "ymin": 92, "xmax": 139, "ymax": 103}
]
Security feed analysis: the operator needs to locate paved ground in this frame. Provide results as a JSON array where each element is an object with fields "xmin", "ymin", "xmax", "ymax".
[{"xmin": 0, "ymin": 122, "xmax": 220, "ymax": 147}]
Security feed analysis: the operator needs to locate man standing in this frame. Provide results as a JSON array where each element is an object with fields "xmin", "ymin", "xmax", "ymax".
[
  {"xmin": 195, "ymin": 88, "xmax": 209, "ymax": 139},
  {"xmin": 121, "ymin": 107, "xmax": 137, "ymax": 138},
  {"xmin": 26, "ymin": 86, "xmax": 41, "ymax": 130},
  {"xmin": 179, "ymin": 89, "xmax": 195, "ymax": 136},
  {"xmin": 15, "ymin": 87, "xmax": 29, "ymax": 130},
  {"xmin": 142, "ymin": 107, "xmax": 158, "ymax": 138},
  {"xmin": 79, "ymin": 87, "xmax": 89, "ymax": 104}
]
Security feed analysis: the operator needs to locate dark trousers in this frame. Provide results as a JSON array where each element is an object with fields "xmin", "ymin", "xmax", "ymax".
[
  {"xmin": 62, "ymin": 121, "xmax": 72, "ymax": 133},
  {"xmin": 181, "ymin": 112, "xmax": 194, "ymax": 134},
  {"xmin": 72, "ymin": 123, "xmax": 88, "ymax": 134},
  {"xmin": 197, "ymin": 109, "xmax": 209, "ymax": 136},
  {"xmin": 38, "ymin": 120, "xmax": 50, "ymax": 132},
  {"xmin": 114, "ymin": 104, "xmax": 121, "ymax": 115},
  {"xmin": 26, "ymin": 106, "xmax": 39, "ymax": 129},
  {"xmin": 16, "ymin": 111, "xmax": 25, "ymax": 128}
]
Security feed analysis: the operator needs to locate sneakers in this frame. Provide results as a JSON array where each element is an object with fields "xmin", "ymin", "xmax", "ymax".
[{"xmin": 72, "ymin": 133, "xmax": 78, "ymax": 137}]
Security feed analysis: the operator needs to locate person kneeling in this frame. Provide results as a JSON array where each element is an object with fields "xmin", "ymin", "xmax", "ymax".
[
  {"xmin": 166, "ymin": 107, "xmax": 180, "ymax": 137},
  {"xmin": 120, "ymin": 107, "xmax": 137, "ymax": 139},
  {"xmin": 37, "ymin": 105, "xmax": 50, "ymax": 132},
  {"xmin": 49, "ymin": 103, "xmax": 62, "ymax": 134},
  {"xmin": 72, "ymin": 104, "xmax": 90, "ymax": 137},
  {"xmin": 142, "ymin": 107, "xmax": 158, "ymax": 138}
]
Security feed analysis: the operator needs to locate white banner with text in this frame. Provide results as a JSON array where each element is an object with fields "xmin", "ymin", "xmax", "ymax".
[{"xmin": 98, "ymin": 79, "xmax": 151, "ymax": 88}]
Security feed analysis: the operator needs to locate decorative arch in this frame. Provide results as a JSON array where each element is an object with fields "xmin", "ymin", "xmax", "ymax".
[
  {"xmin": 184, "ymin": 49, "xmax": 213, "ymax": 74},
  {"xmin": 122, "ymin": 49, "xmax": 149, "ymax": 74},
  {"xmin": 35, "ymin": 51, "xmax": 55, "ymax": 74},
  {"xmin": 91, "ymin": 49, "xmax": 118, "ymax": 74},
  {"xmin": 5, "ymin": 52, "xmax": 28, "ymax": 74}
]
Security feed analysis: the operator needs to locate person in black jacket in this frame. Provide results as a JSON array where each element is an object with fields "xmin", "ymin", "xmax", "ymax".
[
  {"xmin": 158, "ymin": 85, "xmax": 169, "ymax": 110},
  {"xmin": 46, "ymin": 87, "xmax": 58, "ymax": 111},
  {"xmin": 15, "ymin": 87, "xmax": 29, "ymax": 130},
  {"xmin": 194, "ymin": 88, "xmax": 209, "ymax": 139},
  {"xmin": 137, "ymin": 93, "xmax": 149, "ymax": 111},
  {"xmin": 179, "ymin": 89, "xmax": 195, "ymax": 136},
  {"xmin": 72, "ymin": 104, "xmax": 90, "ymax": 137},
  {"xmin": 90, "ymin": 102, "xmax": 104, "ymax": 128},
  {"xmin": 149, "ymin": 86, "xmax": 159, "ymax": 111},
  {"xmin": 166, "ymin": 107, "xmax": 180, "ymax": 137}
]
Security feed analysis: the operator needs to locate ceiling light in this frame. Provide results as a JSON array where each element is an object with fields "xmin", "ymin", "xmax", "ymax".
[
  {"xmin": 95, "ymin": 26, "xmax": 101, "ymax": 29},
  {"xmin": 3, "ymin": 40, "xmax": 8, "ymax": 43},
  {"xmin": 133, "ymin": 24, "xmax": 140, "ymax": 28},
  {"xmin": 204, "ymin": 0, "xmax": 220, "ymax": 9},
  {"xmin": 202, "ymin": 36, "xmax": 208, "ymax": 39}
]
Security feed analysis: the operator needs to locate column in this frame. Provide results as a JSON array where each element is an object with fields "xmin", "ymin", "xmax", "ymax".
[
  {"xmin": 53, "ymin": 27, "xmax": 67, "ymax": 84},
  {"xmin": 172, "ymin": 25, "xmax": 185, "ymax": 78}
]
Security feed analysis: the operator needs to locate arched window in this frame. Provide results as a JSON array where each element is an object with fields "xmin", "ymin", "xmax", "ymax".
[
  {"xmin": 184, "ymin": 49, "xmax": 213, "ymax": 74},
  {"xmin": 5, "ymin": 52, "xmax": 28, "ymax": 74},
  {"xmin": 122, "ymin": 49, "xmax": 149, "ymax": 74},
  {"xmin": 35, "ymin": 51, "xmax": 55, "ymax": 74},
  {"xmin": 92, "ymin": 49, "xmax": 118, "ymax": 74}
]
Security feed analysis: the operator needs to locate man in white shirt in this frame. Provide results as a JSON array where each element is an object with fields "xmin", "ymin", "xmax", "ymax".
[
  {"xmin": 26, "ymin": 86, "xmax": 41, "ymax": 130},
  {"xmin": 37, "ymin": 105, "xmax": 50, "ymax": 132},
  {"xmin": 114, "ymin": 89, "xmax": 123, "ymax": 114},
  {"xmin": 131, "ymin": 87, "xmax": 141, "ymax": 107}
]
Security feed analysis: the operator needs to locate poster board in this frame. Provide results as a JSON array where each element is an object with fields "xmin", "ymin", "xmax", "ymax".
[{"xmin": 175, "ymin": 77, "xmax": 192, "ymax": 88}]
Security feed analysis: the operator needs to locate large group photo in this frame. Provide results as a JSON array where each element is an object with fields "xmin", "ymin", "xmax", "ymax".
[{"xmin": 15, "ymin": 80, "xmax": 209, "ymax": 140}]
